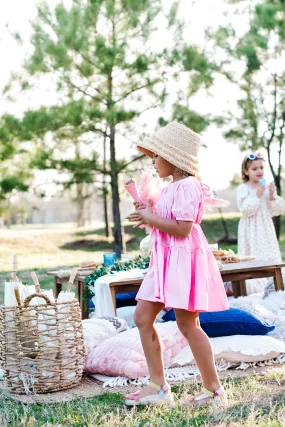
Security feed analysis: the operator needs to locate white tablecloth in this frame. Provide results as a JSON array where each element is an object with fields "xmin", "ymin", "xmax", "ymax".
[{"xmin": 90, "ymin": 269, "xmax": 147, "ymax": 317}]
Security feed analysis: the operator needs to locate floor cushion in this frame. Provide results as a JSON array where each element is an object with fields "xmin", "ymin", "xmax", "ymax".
[
  {"xmin": 88, "ymin": 293, "xmax": 137, "ymax": 310},
  {"xmin": 84, "ymin": 321, "xmax": 188, "ymax": 378},
  {"xmin": 170, "ymin": 335, "xmax": 285, "ymax": 366},
  {"xmin": 82, "ymin": 317, "xmax": 129, "ymax": 354},
  {"xmin": 162, "ymin": 307, "xmax": 275, "ymax": 337}
]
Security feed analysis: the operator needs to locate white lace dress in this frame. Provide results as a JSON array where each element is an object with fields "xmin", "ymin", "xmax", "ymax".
[{"xmin": 237, "ymin": 183, "xmax": 285, "ymax": 294}]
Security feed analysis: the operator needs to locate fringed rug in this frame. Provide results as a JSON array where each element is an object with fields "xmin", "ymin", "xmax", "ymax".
[
  {"xmin": 91, "ymin": 354, "xmax": 285, "ymax": 387},
  {"xmin": 0, "ymin": 375, "xmax": 112, "ymax": 405}
]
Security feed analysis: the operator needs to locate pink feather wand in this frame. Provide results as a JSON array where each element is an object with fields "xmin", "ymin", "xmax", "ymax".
[
  {"xmin": 124, "ymin": 179, "xmax": 140, "ymax": 202},
  {"xmin": 125, "ymin": 169, "xmax": 163, "ymax": 232},
  {"xmin": 202, "ymin": 184, "xmax": 230, "ymax": 211}
]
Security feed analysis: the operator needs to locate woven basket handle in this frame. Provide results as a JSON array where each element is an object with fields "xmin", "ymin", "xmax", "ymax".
[
  {"xmin": 14, "ymin": 287, "xmax": 22, "ymax": 307},
  {"xmin": 24, "ymin": 293, "xmax": 52, "ymax": 307},
  {"xmin": 31, "ymin": 271, "xmax": 41, "ymax": 293},
  {"xmin": 67, "ymin": 268, "xmax": 78, "ymax": 292},
  {"xmin": 11, "ymin": 255, "xmax": 19, "ymax": 282}
]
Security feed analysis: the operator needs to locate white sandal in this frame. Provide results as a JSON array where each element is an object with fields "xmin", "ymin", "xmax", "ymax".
[
  {"xmin": 125, "ymin": 381, "xmax": 174, "ymax": 406},
  {"xmin": 180, "ymin": 385, "xmax": 228, "ymax": 407}
]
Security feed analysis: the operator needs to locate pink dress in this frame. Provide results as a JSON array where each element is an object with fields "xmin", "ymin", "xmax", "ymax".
[{"xmin": 136, "ymin": 177, "xmax": 229, "ymax": 312}]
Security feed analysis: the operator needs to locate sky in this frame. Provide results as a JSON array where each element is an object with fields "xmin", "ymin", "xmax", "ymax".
[{"xmin": 0, "ymin": 0, "xmax": 277, "ymax": 194}]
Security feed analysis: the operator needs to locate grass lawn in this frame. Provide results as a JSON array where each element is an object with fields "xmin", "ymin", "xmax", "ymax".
[
  {"xmin": 1, "ymin": 369, "xmax": 285, "ymax": 426},
  {"xmin": 1, "ymin": 215, "xmax": 285, "ymax": 426}
]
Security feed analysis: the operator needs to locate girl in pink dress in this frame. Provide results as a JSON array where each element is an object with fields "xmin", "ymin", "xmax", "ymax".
[{"xmin": 126, "ymin": 121, "xmax": 229, "ymax": 407}]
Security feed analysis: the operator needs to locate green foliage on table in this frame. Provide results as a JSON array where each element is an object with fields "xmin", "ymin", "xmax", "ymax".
[{"xmin": 84, "ymin": 256, "xmax": 150, "ymax": 303}]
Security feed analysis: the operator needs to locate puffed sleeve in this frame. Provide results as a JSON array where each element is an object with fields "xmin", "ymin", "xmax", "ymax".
[
  {"xmin": 171, "ymin": 180, "xmax": 201, "ymax": 222},
  {"xmin": 269, "ymin": 196, "xmax": 285, "ymax": 217},
  {"xmin": 236, "ymin": 184, "xmax": 260, "ymax": 218}
]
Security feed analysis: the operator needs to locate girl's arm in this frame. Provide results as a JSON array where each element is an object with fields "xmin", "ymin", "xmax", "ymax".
[
  {"xmin": 127, "ymin": 202, "xmax": 193, "ymax": 238},
  {"xmin": 269, "ymin": 198, "xmax": 285, "ymax": 217},
  {"xmin": 147, "ymin": 214, "xmax": 193, "ymax": 238},
  {"xmin": 268, "ymin": 184, "xmax": 285, "ymax": 217},
  {"xmin": 236, "ymin": 185, "xmax": 261, "ymax": 218}
]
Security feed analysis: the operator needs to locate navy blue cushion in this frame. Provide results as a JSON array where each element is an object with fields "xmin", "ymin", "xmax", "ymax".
[
  {"xmin": 89, "ymin": 292, "xmax": 137, "ymax": 309},
  {"xmin": 115, "ymin": 292, "xmax": 137, "ymax": 308},
  {"xmin": 115, "ymin": 292, "xmax": 137, "ymax": 301},
  {"xmin": 88, "ymin": 299, "xmax": 95, "ymax": 309},
  {"xmin": 162, "ymin": 307, "xmax": 275, "ymax": 337}
]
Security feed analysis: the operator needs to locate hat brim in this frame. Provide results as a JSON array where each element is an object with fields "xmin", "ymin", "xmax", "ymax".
[
  {"xmin": 137, "ymin": 135, "xmax": 200, "ymax": 177},
  {"xmin": 137, "ymin": 135, "xmax": 162, "ymax": 159},
  {"xmin": 137, "ymin": 145, "xmax": 154, "ymax": 158}
]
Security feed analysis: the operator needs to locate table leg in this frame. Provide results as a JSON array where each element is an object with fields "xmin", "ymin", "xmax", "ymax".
[
  {"xmin": 273, "ymin": 268, "xmax": 284, "ymax": 291},
  {"xmin": 110, "ymin": 287, "xmax": 117, "ymax": 316},
  {"xmin": 239, "ymin": 280, "xmax": 247, "ymax": 296},
  {"xmin": 54, "ymin": 277, "xmax": 62, "ymax": 299},
  {"xmin": 232, "ymin": 281, "xmax": 241, "ymax": 298},
  {"xmin": 79, "ymin": 281, "xmax": 89, "ymax": 320},
  {"xmin": 75, "ymin": 279, "xmax": 80, "ymax": 300},
  {"xmin": 76, "ymin": 280, "xmax": 86, "ymax": 319},
  {"xmin": 75, "ymin": 279, "xmax": 80, "ymax": 303}
]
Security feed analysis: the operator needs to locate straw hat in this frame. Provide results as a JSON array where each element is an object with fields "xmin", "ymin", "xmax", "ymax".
[{"xmin": 137, "ymin": 121, "xmax": 201, "ymax": 176}]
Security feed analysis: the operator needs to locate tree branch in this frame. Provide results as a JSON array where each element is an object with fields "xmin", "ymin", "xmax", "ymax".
[
  {"xmin": 277, "ymin": 110, "xmax": 285, "ymax": 192},
  {"xmin": 118, "ymin": 154, "xmax": 145, "ymax": 173},
  {"xmin": 115, "ymin": 80, "xmax": 160, "ymax": 103},
  {"xmin": 64, "ymin": 76, "xmax": 107, "ymax": 105},
  {"xmin": 266, "ymin": 74, "xmax": 278, "ymax": 181},
  {"xmin": 80, "ymin": 122, "xmax": 110, "ymax": 137},
  {"xmin": 80, "ymin": 53, "xmax": 98, "ymax": 69},
  {"xmin": 74, "ymin": 63, "xmax": 106, "ymax": 99},
  {"xmin": 93, "ymin": 167, "xmax": 111, "ymax": 176}
]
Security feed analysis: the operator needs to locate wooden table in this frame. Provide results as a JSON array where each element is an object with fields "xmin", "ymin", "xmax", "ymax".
[
  {"xmin": 47, "ymin": 272, "xmax": 89, "ymax": 320},
  {"xmin": 48, "ymin": 260, "xmax": 285, "ymax": 318},
  {"xmin": 220, "ymin": 260, "xmax": 285, "ymax": 298}
]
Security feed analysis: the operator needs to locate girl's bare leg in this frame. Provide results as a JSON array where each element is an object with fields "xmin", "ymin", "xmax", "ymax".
[
  {"xmin": 174, "ymin": 309, "xmax": 220, "ymax": 392},
  {"xmin": 127, "ymin": 300, "xmax": 165, "ymax": 398}
]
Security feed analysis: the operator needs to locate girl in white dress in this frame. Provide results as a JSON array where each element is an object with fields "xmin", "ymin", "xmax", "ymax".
[{"xmin": 237, "ymin": 153, "xmax": 285, "ymax": 293}]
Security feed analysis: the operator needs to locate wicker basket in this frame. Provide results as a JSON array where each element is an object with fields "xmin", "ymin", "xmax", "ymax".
[{"xmin": 0, "ymin": 292, "xmax": 85, "ymax": 394}]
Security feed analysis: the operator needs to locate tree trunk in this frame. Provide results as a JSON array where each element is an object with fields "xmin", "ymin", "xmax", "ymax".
[
  {"xmin": 273, "ymin": 175, "xmax": 281, "ymax": 240},
  {"xmin": 103, "ymin": 188, "xmax": 110, "ymax": 237},
  {"xmin": 103, "ymin": 131, "xmax": 111, "ymax": 238},
  {"xmin": 6, "ymin": 199, "xmax": 11, "ymax": 229},
  {"xmin": 273, "ymin": 216, "xmax": 281, "ymax": 240},
  {"xmin": 218, "ymin": 208, "xmax": 229, "ymax": 240},
  {"xmin": 76, "ymin": 183, "xmax": 85, "ymax": 227},
  {"xmin": 109, "ymin": 124, "xmax": 123, "ymax": 258},
  {"xmin": 107, "ymin": 57, "xmax": 123, "ymax": 257},
  {"xmin": 213, "ymin": 191, "xmax": 230, "ymax": 241}
]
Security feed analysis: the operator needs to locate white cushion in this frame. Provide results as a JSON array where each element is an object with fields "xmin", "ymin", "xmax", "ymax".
[
  {"xmin": 116, "ymin": 306, "xmax": 137, "ymax": 328},
  {"xmin": 170, "ymin": 335, "xmax": 285, "ymax": 367},
  {"xmin": 116, "ymin": 306, "xmax": 167, "ymax": 328},
  {"xmin": 82, "ymin": 317, "xmax": 129, "ymax": 354}
]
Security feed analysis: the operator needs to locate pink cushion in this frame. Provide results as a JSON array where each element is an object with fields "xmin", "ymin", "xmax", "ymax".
[{"xmin": 84, "ymin": 322, "xmax": 187, "ymax": 379}]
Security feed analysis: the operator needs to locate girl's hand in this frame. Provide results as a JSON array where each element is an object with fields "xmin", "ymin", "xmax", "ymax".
[
  {"xmin": 134, "ymin": 201, "xmax": 146, "ymax": 211},
  {"xmin": 256, "ymin": 186, "xmax": 265, "ymax": 198},
  {"xmin": 269, "ymin": 182, "xmax": 276, "ymax": 194},
  {"xmin": 269, "ymin": 182, "xmax": 276, "ymax": 200},
  {"xmin": 127, "ymin": 199, "xmax": 153, "ymax": 227}
]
